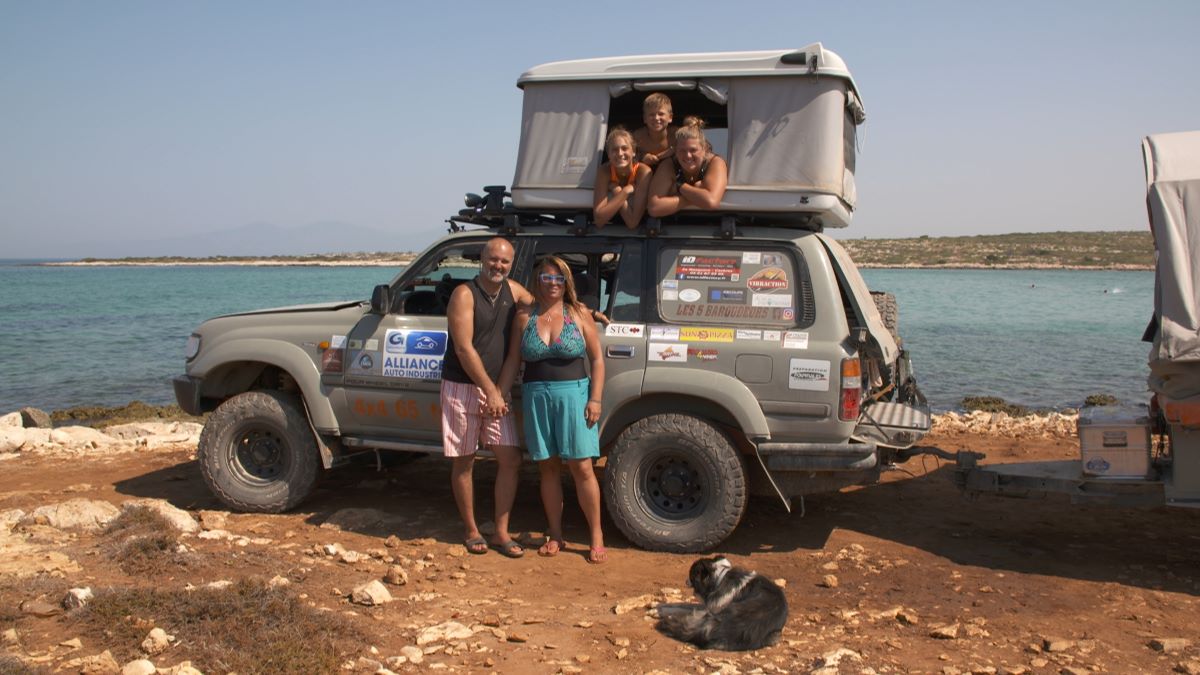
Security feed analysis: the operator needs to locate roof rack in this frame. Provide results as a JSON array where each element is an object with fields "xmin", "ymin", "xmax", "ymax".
[{"xmin": 446, "ymin": 186, "xmax": 827, "ymax": 238}]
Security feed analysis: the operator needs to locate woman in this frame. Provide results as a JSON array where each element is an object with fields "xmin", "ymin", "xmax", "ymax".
[
  {"xmin": 499, "ymin": 256, "xmax": 607, "ymax": 563},
  {"xmin": 593, "ymin": 127, "xmax": 652, "ymax": 229},
  {"xmin": 647, "ymin": 116, "xmax": 728, "ymax": 217}
]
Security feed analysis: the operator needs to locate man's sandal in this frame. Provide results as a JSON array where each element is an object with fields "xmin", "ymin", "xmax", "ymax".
[
  {"xmin": 490, "ymin": 539, "xmax": 525, "ymax": 559},
  {"xmin": 463, "ymin": 536, "xmax": 488, "ymax": 555}
]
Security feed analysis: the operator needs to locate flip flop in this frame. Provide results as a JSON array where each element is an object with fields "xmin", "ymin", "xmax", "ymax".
[
  {"xmin": 463, "ymin": 536, "xmax": 488, "ymax": 555},
  {"xmin": 587, "ymin": 546, "xmax": 608, "ymax": 564},
  {"xmin": 538, "ymin": 538, "xmax": 564, "ymax": 557},
  {"xmin": 491, "ymin": 539, "xmax": 525, "ymax": 559}
]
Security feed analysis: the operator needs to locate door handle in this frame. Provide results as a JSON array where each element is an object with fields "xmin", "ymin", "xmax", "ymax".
[{"xmin": 606, "ymin": 345, "xmax": 636, "ymax": 358}]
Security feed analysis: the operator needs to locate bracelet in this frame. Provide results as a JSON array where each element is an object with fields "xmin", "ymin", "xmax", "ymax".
[{"xmin": 588, "ymin": 399, "xmax": 602, "ymax": 404}]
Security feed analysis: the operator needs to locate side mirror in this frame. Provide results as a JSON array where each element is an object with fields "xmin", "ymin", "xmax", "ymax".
[{"xmin": 370, "ymin": 284, "xmax": 391, "ymax": 315}]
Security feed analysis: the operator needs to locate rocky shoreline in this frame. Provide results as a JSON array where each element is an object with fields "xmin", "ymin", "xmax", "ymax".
[{"xmin": 0, "ymin": 406, "xmax": 1080, "ymax": 460}]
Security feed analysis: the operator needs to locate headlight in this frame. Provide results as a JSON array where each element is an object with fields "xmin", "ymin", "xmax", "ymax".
[{"xmin": 184, "ymin": 334, "xmax": 202, "ymax": 360}]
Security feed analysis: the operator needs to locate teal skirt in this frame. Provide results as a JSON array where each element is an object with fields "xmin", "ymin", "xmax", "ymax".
[{"xmin": 521, "ymin": 377, "xmax": 599, "ymax": 461}]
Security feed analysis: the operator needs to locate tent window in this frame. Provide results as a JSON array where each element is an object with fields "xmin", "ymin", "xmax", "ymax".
[{"xmin": 606, "ymin": 87, "xmax": 729, "ymax": 157}]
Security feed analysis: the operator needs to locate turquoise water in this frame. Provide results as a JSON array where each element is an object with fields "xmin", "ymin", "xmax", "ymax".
[{"xmin": 0, "ymin": 262, "xmax": 1154, "ymax": 413}]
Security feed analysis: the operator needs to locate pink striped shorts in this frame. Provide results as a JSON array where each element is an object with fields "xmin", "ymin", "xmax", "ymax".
[{"xmin": 440, "ymin": 379, "xmax": 519, "ymax": 457}]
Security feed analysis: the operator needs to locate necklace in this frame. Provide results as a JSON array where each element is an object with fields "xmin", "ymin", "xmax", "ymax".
[{"xmin": 478, "ymin": 279, "xmax": 502, "ymax": 305}]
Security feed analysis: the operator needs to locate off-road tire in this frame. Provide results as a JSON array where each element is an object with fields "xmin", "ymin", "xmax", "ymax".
[
  {"xmin": 604, "ymin": 414, "xmax": 747, "ymax": 552},
  {"xmin": 870, "ymin": 290, "xmax": 900, "ymax": 344},
  {"xmin": 197, "ymin": 390, "xmax": 320, "ymax": 512}
]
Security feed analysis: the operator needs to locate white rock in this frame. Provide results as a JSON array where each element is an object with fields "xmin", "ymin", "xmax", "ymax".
[
  {"xmin": 613, "ymin": 594, "xmax": 655, "ymax": 614},
  {"xmin": 141, "ymin": 627, "xmax": 172, "ymax": 655},
  {"xmin": 383, "ymin": 565, "xmax": 408, "ymax": 586},
  {"xmin": 0, "ymin": 427, "xmax": 26, "ymax": 453},
  {"xmin": 0, "ymin": 412, "xmax": 22, "ymax": 428},
  {"xmin": 50, "ymin": 425, "xmax": 114, "ymax": 448},
  {"xmin": 400, "ymin": 646, "xmax": 424, "ymax": 664},
  {"xmin": 0, "ymin": 508, "xmax": 25, "ymax": 532},
  {"xmin": 62, "ymin": 587, "xmax": 94, "ymax": 609},
  {"xmin": 23, "ymin": 498, "xmax": 119, "ymax": 531},
  {"xmin": 416, "ymin": 621, "xmax": 474, "ymax": 645},
  {"xmin": 412, "ymin": 619, "xmax": 472, "ymax": 643},
  {"xmin": 204, "ymin": 580, "xmax": 233, "ymax": 590},
  {"xmin": 121, "ymin": 658, "xmax": 157, "ymax": 675},
  {"xmin": 2, "ymin": 627, "xmax": 18, "ymax": 645},
  {"xmin": 268, "ymin": 575, "xmax": 290, "ymax": 588},
  {"xmin": 121, "ymin": 499, "xmax": 199, "ymax": 533},
  {"xmin": 350, "ymin": 580, "xmax": 393, "ymax": 606}
]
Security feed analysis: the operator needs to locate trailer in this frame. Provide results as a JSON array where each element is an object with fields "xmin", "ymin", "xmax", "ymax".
[{"xmin": 957, "ymin": 130, "xmax": 1200, "ymax": 506}]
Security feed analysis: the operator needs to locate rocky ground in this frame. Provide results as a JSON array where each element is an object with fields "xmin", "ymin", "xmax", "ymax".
[{"xmin": 2, "ymin": 410, "xmax": 1200, "ymax": 674}]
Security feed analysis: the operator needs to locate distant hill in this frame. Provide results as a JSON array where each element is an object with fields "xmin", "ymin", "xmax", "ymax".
[{"xmin": 834, "ymin": 231, "xmax": 1154, "ymax": 269}]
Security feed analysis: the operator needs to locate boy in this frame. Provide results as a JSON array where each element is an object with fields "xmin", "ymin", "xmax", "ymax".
[{"xmin": 632, "ymin": 93, "xmax": 678, "ymax": 168}]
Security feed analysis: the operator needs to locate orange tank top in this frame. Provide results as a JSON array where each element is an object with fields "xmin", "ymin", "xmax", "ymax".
[{"xmin": 609, "ymin": 161, "xmax": 642, "ymax": 188}]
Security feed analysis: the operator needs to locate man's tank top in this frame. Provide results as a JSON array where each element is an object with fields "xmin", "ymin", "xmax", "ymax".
[{"xmin": 441, "ymin": 277, "xmax": 515, "ymax": 385}]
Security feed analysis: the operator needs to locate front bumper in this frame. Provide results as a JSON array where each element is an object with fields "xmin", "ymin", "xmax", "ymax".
[{"xmin": 173, "ymin": 375, "xmax": 203, "ymax": 416}]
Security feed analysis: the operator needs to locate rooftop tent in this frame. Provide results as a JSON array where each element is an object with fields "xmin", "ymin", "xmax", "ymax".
[
  {"xmin": 1145, "ymin": 130, "xmax": 1200, "ymax": 400},
  {"xmin": 511, "ymin": 46, "xmax": 866, "ymax": 228}
]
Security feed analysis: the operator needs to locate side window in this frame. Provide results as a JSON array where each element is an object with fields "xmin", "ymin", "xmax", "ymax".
[
  {"xmin": 530, "ymin": 242, "xmax": 637, "ymax": 320},
  {"xmin": 393, "ymin": 242, "xmax": 485, "ymax": 316},
  {"xmin": 656, "ymin": 246, "xmax": 812, "ymax": 329}
]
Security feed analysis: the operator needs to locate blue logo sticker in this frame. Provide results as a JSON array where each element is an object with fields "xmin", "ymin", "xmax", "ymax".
[
  {"xmin": 356, "ymin": 352, "xmax": 374, "ymax": 370},
  {"xmin": 1085, "ymin": 457, "xmax": 1111, "ymax": 473},
  {"xmin": 385, "ymin": 331, "xmax": 407, "ymax": 353},
  {"xmin": 406, "ymin": 331, "xmax": 447, "ymax": 355}
]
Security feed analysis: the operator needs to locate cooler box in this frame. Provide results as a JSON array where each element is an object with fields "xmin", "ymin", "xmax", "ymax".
[{"xmin": 1077, "ymin": 404, "xmax": 1152, "ymax": 479}]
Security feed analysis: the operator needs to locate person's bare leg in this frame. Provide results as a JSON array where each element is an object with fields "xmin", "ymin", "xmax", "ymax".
[
  {"xmin": 568, "ymin": 459, "xmax": 605, "ymax": 562},
  {"xmin": 450, "ymin": 455, "xmax": 485, "ymax": 553},
  {"xmin": 489, "ymin": 444, "xmax": 522, "ymax": 550},
  {"xmin": 539, "ymin": 457, "xmax": 565, "ymax": 554}
]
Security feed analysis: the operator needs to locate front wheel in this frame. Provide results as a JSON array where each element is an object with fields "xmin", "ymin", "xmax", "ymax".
[
  {"xmin": 197, "ymin": 390, "xmax": 320, "ymax": 512},
  {"xmin": 604, "ymin": 414, "xmax": 747, "ymax": 552}
]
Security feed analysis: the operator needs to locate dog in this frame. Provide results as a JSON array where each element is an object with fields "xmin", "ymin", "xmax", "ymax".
[{"xmin": 655, "ymin": 556, "xmax": 789, "ymax": 651}]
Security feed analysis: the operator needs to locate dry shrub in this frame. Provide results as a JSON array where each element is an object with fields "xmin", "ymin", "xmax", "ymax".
[
  {"xmin": 101, "ymin": 506, "xmax": 191, "ymax": 576},
  {"xmin": 0, "ymin": 655, "xmax": 35, "ymax": 675},
  {"xmin": 71, "ymin": 579, "xmax": 360, "ymax": 673}
]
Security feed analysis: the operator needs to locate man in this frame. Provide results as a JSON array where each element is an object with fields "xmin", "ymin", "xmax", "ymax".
[{"xmin": 440, "ymin": 237, "xmax": 532, "ymax": 557}]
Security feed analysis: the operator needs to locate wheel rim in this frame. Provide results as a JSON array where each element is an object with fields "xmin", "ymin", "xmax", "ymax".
[
  {"xmin": 229, "ymin": 425, "xmax": 288, "ymax": 484},
  {"xmin": 641, "ymin": 449, "xmax": 709, "ymax": 520}
]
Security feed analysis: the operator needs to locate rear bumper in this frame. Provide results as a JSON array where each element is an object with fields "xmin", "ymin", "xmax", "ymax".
[{"xmin": 173, "ymin": 375, "xmax": 203, "ymax": 416}]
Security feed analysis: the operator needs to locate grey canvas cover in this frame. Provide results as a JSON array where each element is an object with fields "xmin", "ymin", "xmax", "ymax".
[
  {"xmin": 1145, "ymin": 130, "xmax": 1200, "ymax": 399},
  {"xmin": 510, "ymin": 50, "xmax": 864, "ymax": 225}
]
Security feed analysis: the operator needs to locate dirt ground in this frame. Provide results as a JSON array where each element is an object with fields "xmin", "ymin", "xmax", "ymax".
[{"xmin": 3, "ymin": 431, "xmax": 1200, "ymax": 674}]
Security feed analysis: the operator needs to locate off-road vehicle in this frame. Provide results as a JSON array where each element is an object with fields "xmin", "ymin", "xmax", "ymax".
[{"xmin": 174, "ymin": 46, "xmax": 931, "ymax": 552}]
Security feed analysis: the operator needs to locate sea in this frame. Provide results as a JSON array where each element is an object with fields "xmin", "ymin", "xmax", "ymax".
[{"xmin": 0, "ymin": 260, "xmax": 1155, "ymax": 414}]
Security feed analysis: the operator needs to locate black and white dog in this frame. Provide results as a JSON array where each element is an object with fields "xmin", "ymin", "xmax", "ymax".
[{"xmin": 656, "ymin": 556, "xmax": 789, "ymax": 651}]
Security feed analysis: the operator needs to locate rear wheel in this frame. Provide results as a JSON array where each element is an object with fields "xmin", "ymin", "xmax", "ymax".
[
  {"xmin": 197, "ymin": 390, "xmax": 320, "ymax": 512},
  {"xmin": 604, "ymin": 414, "xmax": 747, "ymax": 552}
]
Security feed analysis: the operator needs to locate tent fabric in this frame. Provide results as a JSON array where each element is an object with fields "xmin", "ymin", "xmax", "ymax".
[
  {"xmin": 512, "ymin": 82, "xmax": 610, "ymax": 190},
  {"xmin": 1144, "ymin": 131, "xmax": 1200, "ymax": 398},
  {"xmin": 511, "ymin": 73, "xmax": 861, "ymax": 219},
  {"xmin": 726, "ymin": 78, "xmax": 848, "ymax": 198}
]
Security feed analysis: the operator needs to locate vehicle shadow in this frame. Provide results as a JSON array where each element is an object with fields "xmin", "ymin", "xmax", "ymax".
[{"xmin": 722, "ymin": 456, "xmax": 1200, "ymax": 596}]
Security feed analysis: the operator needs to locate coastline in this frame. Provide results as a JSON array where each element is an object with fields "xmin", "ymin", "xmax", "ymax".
[
  {"xmin": 45, "ymin": 257, "xmax": 417, "ymax": 268},
  {"xmin": 41, "ymin": 259, "xmax": 1152, "ymax": 271}
]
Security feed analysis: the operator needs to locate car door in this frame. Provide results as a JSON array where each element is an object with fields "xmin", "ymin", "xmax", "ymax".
[{"xmin": 336, "ymin": 237, "xmax": 490, "ymax": 442}]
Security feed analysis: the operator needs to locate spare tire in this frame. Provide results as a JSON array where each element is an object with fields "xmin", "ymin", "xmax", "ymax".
[{"xmin": 870, "ymin": 290, "xmax": 900, "ymax": 345}]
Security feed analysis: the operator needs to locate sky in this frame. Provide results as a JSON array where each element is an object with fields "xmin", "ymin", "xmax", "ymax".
[{"xmin": 2, "ymin": 1, "xmax": 1197, "ymax": 258}]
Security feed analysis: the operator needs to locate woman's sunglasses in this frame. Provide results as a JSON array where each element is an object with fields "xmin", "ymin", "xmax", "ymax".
[{"xmin": 539, "ymin": 273, "xmax": 566, "ymax": 285}]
